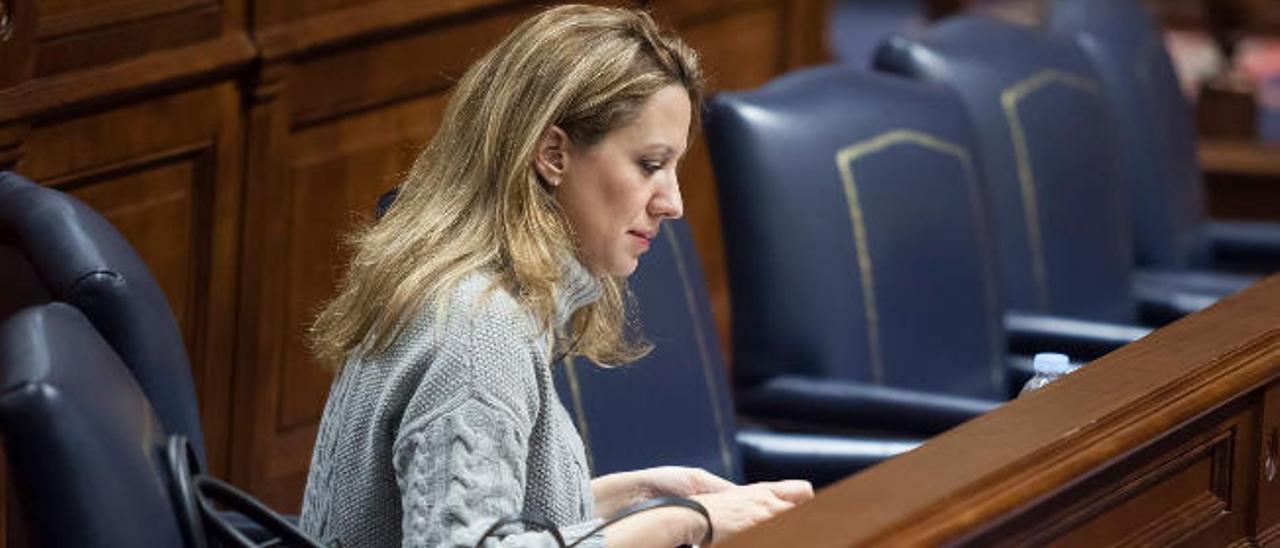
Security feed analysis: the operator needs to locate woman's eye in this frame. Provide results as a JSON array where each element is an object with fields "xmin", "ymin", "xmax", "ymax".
[{"xmin": 640, "ymin": 160, "xmax": 664, "ymax": 175}]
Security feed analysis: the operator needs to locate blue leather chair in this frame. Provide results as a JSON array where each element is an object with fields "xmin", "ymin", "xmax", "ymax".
[
  {"xmin": 828, "ymin": 0, "xmax": 928, "ymax": 68},
  {"xmin": 553, "ymin": 218, "xmax": 921, "ymax": 487},
  {"xmin": 1049, "ymin": 0, "xmax": 1280, "ymax": 275},
  {"xmin": 706, "ymin": 66, "xmax": 1055, "ymax": 440},
  {"xmin": 0, "ymin": 172, "xmax": 207, "ymax": 465},
  {"xmin": 0, "ymin": 303, "xmax": 186, "ymax": 548},
  {"xmin": 874, "ymin": 16, "xmax": 1239, "ymax": 328}
]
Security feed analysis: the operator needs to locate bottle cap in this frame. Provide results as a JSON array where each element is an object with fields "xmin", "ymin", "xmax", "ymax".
[{"xmin": 1032, "ymin": 352, "xmax": 1073, "ymax": 375}]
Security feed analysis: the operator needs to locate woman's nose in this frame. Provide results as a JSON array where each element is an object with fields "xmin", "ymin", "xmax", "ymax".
[{"xmin": 651, "ymin": 178, "xmax": 683, "ymax": 219}]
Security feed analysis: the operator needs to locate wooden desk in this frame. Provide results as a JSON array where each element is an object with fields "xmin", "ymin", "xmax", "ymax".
[{"xmin": 728, "ymin": 275, "xmax": 1280, "ymax": 547}]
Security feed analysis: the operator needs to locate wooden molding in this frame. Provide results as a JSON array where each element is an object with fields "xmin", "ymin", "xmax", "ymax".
[
  {"xmin": 36, "ymin": 0, "xmax": 215, "ymax": 40},
  {"xmin": 253, "ymin": 0, "xmax": 515, "ymax": 62},
  {"xmin": 0, "ymin": 32, "xmax": 254, "ymax": 123}
]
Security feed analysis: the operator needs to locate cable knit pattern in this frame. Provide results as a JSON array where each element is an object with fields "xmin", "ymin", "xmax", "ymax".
[{"xmin": 300, "ymin": 260, "xmax": 605, "ymax": 548}]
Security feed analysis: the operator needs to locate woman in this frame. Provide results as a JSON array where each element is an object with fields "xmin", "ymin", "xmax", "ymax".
[{"xmin": 301, "ymin": 5, "xmax": 812, "ymax": 547}]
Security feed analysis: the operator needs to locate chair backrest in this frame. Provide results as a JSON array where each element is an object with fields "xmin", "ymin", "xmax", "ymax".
[
  {"xmin": 0, "ymin": 303, "xmax": 186, "ymax": 548},
  {"xmin": 553, "ymin": 219, "xmax": 744, "ymax": 482},
  {"xmin": 704, "ymin": 66, "xmax": 1007, "ymax": 401},
  {"xmin": 828, "ymin": 0, "xmax": 928, "ymax": 67},
  {"xmin": 876, "ymin": 16, "xmax": 1137, "ymax": 324},
  {"xmin": 1049, "ymin": 0, "xmax": 1210, "ymax": 269},
  {"xmin": 0, "ymin": 171, "xmax": 206, "ymax": 463}
]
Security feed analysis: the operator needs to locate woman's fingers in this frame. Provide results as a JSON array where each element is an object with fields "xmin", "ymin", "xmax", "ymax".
[
  {"xmin": 690, "ymin": 468, "xmax": 738, "ymax": 493},
  {"xmin": 762, "ymin": 480, "xmax": 814, "ymax": 503}
]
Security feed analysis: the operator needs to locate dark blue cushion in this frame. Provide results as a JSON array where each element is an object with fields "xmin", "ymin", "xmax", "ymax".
[
  {"xmin": 705, "ymin": 66, "xmax": 1006, "ymax": 401},
  {"xmin": 0, "ymin": 303, "xmax": 185, "ymax": 548},
  {"xmin": 875, "ymin": 16, "xmax": 1137, "ymax": 324},
  {"xmin": 1049, "ymin": 0, "xmax": 1209, "ymax": 269},
  {"xmin": 0, "ymin": 172, "xmax": 206, "ymax": 463}
]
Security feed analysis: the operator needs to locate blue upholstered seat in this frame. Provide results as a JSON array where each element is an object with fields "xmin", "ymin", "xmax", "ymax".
[
  {"xmin": 0, "ymin": 303, "xmax": 186, "ymax": 547},
  {"xmin": 876, "ymin": 16, "xmax": 1139, "ymax": 324},
  {"xmin": 874, "ymin": 15, "xmax": 1243, "ymax": 328},
  {"xmin": 552, "ymin": 219, "xmax": 920, "ymax": 487},
  {"xmin": 0, "ymin": 171, "xmax": 207, "ymax": 465},
  {"xmin": 705, "ymin": 66, "xmax": 1030, "ymax": 440},
  {"xmin": 1049, "ymin": 0, "xmax": 1280, "ymax": 275}
]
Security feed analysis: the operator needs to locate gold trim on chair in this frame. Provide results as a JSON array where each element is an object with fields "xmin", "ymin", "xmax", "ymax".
[
  {"xmin": 999, "ymin": 68, "xmax": 1100, "ymax": 312},
  {"xmin": 664, "ymin": 228, "xmax": 736, "ymax": 478},
  {"xmin": 835, "ymin": 129, "xmax": 1004, "ymax": 392}
]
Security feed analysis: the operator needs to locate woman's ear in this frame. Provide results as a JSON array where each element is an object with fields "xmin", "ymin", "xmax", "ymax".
[{"xmin": 534, "ymin": 125, "xmax": 570, "ymax": 187}]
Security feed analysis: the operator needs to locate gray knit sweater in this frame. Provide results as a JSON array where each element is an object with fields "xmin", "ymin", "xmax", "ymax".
[{"xmin": 299, "ymin": 261, "xmax": 606, "ymax": 547}]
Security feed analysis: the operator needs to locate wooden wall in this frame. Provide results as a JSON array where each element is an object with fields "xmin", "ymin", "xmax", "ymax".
[{"xmin": 0, "ymin": 0, "xmax": 830, "ymax": 532}]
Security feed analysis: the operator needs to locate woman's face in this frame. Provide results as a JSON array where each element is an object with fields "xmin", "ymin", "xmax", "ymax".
[{"xmin": 554, "ymin": 85, "xmax": 690, "ymax": 277}]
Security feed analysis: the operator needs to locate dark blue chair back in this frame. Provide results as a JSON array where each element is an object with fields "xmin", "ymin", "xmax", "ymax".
[
  {"xmin": 876, "ymin": 16, "xmax": 1137, "ymax": 324},
  {"xmin": 705, "ymin": 66, "xmax": 1006, "ymax": 401},
  {"xmin": 1049, "ymin": 0, "xmax": 1209, "ymax": 269},
  {"xmin": 553, "ymin": 219, "xmax": 743, "ymax": 482},
  {"xmin": 0, "ymin": 172, "xmax": 206, "ymax": 464},
  {"xmin": 828, "ymin": 0, "xmax": 928, "ymax": 67},
  {"xmin": 0, "ymin": 303, "xmax": 186, "ymax": 547}
]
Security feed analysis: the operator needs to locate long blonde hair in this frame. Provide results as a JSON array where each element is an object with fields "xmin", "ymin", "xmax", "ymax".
[{"xmin": 310, "ymin": 4, "xmax": 703, "ymax": 370}]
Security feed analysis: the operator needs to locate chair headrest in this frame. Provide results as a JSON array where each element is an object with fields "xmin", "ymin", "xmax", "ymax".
[
  {"xmin": 0, "ymin": 171, "xmax": 206, "ymax": 463},
  {"xmin": 0, "ymin": 303, "xmax": 186, "ymax": 547}
]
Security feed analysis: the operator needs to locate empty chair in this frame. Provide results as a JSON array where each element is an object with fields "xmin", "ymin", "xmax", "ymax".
[
  {"xmin": 553, "ymin": 218, "xmax": 921, "ymax": 486},
  {"xmin": 706, "ymin": 65, "xmax": 1039, "ymax": 440},
  {"xmin": 1049, "ymin": 0, "xmax": 1280, "ymax": 276},
  {"xmin": 0, "ymin": 303, "xmax": 186, "ymax": 548},
  {"xmin": 0, "ymin": 172, "xmax": 207, "ymax": 464},
  {"xmin": 828, "ymin": 0, "xmax": 929, "ymax": 67},
  {"xmin": 875, "ymin": 16, "xmax": 1236, "ymax": 328}
]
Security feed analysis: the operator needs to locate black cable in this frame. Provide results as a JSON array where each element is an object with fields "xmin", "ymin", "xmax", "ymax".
[
  {"xmin": 474, "ymin": 497, "xmax": 712, "ymax": 548},
  {"xmin": 565, "ymin": 497, "xmax": 713, "ymax": 548},
  {"xmin": 474, "ymin": 512, "xmax": 566, "ymax": 548}
]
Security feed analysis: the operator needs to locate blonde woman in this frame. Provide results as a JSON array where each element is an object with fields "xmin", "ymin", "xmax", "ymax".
[{"xmin": 300, "ymin": 5, "xmax": 812, "ymax": 547}]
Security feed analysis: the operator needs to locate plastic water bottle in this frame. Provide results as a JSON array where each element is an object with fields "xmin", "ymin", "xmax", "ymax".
[{"xmin": 1018, "ymin": 353, "xmax": 1076, "ymax": 396}]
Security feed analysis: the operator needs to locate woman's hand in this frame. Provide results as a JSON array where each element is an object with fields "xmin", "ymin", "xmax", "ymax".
[
  {"xmin": 592, "ymin": 466, "xmax": 737, "ymax": 517},
  {"xmin": 600, "ymin": 476, "xmax": 813, "ymax": 547},
  {"xmin": 689, "ymin": 480, "xmax": 814, "ymax": 545}
]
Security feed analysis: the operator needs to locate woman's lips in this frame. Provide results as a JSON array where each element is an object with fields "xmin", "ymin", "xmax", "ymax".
[{"xmin": 628, "ymin": 231, "xmax": 652, "ymax": 251}]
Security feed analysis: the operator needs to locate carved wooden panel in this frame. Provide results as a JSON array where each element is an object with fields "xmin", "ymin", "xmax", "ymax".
[
  {"xmin": 13, "ymin": 82, "xmax": 244, "ymax": 477},
  {"xmin": 1256, "ymin": 383, "xmax": 1280, "ymax": 544},
  {"xmin": 287, "ymin": 5, "xmax": 533, "ymax": 125},
  {"xmin": 31, "ymin": 0, "xmax": 231, "ymax": 77}
]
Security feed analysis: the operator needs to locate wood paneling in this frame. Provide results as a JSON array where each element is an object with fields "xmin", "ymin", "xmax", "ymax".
[{"xmin": 30, "ymin": 0, "xmax": 229, "ymax": 77}]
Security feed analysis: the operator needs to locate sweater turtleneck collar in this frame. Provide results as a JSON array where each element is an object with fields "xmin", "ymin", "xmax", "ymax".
[{"xmin": 553, "ymin": 255, "xmax": 602, "ymax": 332}]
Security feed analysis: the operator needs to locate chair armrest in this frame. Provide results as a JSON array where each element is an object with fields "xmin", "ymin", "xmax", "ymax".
[
  {"xmin": 1132, "ymin": 269, "xmax": 1253, "ymax": 325},
  {"xmin": 1207, "ymin": 220, "xmax": 1280, "ymax": 273},
  {"xmin": 1004, "ymin": 311, "xmax": 1150, "ymax": 361},
  {"xmin": 736, "ymin": 375, "xmax": 1000, "ymax": 437},
  {"xmin": 735, "ymin": 427, "xmax": 922, "ymax": 487}
]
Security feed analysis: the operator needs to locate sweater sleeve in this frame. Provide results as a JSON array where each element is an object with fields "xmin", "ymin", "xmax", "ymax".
[{"xmin": 393, "ymin": 398, "xmax": 605, "ymax": 548}]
